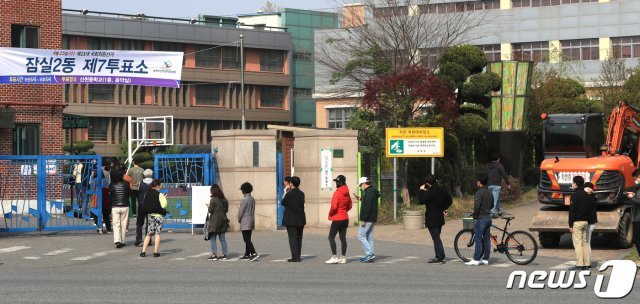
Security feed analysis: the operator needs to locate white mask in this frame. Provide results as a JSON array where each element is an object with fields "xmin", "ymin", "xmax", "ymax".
[{"xmin": 635, "ymin": 180, "xmax": 640, "ymax": 185}]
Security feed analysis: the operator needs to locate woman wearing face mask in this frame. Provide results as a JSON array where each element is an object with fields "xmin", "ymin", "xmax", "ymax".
[{"xmin": 325, "ymin": 175, "xmax": 352, "ymax": 264}]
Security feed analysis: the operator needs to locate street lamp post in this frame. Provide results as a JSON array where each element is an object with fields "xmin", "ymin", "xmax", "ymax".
[{"xmin": 240, "ymin": 34, "xmax": 246, "ymax": 130}]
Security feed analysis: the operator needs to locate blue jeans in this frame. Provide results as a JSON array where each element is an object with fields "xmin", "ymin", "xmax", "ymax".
[
  {"xmin": 488, "ymin": 185, "xmax": 501, "ymax": 215},
  {"xmin": 358, "ymin": 222, "xmax": 375, "ymax": 256},
  {"xmin": 473, "ymin": 218, "xmax": 492, "ymax": 261},
  {"xmin": 210, "ymin": 233, "xmax": 228, "ymax": 255}
]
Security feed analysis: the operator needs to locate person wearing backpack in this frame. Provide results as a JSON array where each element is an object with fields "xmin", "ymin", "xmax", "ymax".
[
  {"xmin": 140, "ymin": 179, "xmax": 167, "ymax": 257},
  {"xmin": 207, "ymin": 184, "xmax": 230, "ymax": 261}
]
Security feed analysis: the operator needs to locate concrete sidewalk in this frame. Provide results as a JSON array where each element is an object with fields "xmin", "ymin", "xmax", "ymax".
[{"xmin": 305, "ymin": 200, "xmax": 631, "ymax": 262}]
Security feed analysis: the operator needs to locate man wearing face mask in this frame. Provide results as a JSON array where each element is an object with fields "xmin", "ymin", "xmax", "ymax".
[{"xmin": 626, "ymin": 169, "xmax": 640, "ymax": 256}]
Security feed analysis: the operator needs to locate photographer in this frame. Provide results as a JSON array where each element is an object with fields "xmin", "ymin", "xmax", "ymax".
[{"xmin": 417, "ymin": 174, "xmax": 452, "ymax": 264}]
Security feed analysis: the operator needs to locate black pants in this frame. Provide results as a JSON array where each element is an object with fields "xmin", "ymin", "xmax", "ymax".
[
  {"xmin": 286, "ymin": 225, "xmax": 304, "ymax": 260},
  {"xmin": 102, "ymin": 208, "xmax": 112, "ymax": 232},
  {"xmin": 634, "ymin": 221, "xmax": 640, "ymax": 256},
  {"xmin": 428, "ymin": 226, "xmax": 445, "ymax": 260},
  {"xmin": 242, "ymin": 230, "xmax": 256, "ymax": 256},
  {"xmin": 135, "ymin": 210, "xmax": 148, "ymax": 244},
  {"xmin": 329, "ymin": 220, "xmax": 348, "ymax": 256},
  {"xmin": 130, "ymin": 190, "xmax": 139, "ymax": 216}
]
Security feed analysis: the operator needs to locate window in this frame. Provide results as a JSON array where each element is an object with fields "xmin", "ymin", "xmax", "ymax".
[
  {"xmin": 13, "ymin": 124, "xmax": 40, "ymax": 155},
  {"xmin": 62, "ymin": 35, "xmax": 70, "ymax": 50},
  {"xmin": 481, "ymin": 45, "xmax": 501, "ymax": 62},
  {"xmin": 118, "ymin": 39, "xmax": 144, "ymax": 51},
  {"xmin": 195, "ymin": 84, "xmax": 222, "ymax": 106},
  {"xmin": 154, "ymin": 42, "xmax": 184, "ymax": 52},
  {"xmin": 612, "ymin": 36, "xmax": 640, "ymax": 59},
  {"xmin": 561, "ymin": 39, "xmax": 599, "ymax": 61},
  {"xmin": 327, "ymin": 107, "xmax": 354, "ymax": 129},
  {"xmin": 260, "ymin": 50, "xmax": 285, "ymax": 72},
  {"xmin": 294, "ymin": 88, "xmax": 312, "ymax": 97},
  {"xmin": 195, "ymin": 45, "xmax": 221, "ymax": 68},
  {"xmin": 11, "ymin": 25, "xmax": 39, "ymax": 48},
  {"xmin": 88, "ymin": 84, "xmax": 115, "ymax": 102},
  {"xmin": 293, "ymin": 52, "xmax": 312, "ymax": 61},
  {"xmin": 260, "ymin": 86, "xmax": 287, "ymax": 108},
  {"xmin": 87, "ymin": 37, "xmax": 115, "ymax": 50},
  {"xmin": 88, "ymin": 118, "xmax": 107, "ymax": 142},
  {"xmin": 373, "ymin": 6, "xmax": 409, "ymax": 18},
  {"xmin": 512, "ymin": 42, "xmax": 549, "ymax": 62},
  {"xmin": 222, "ymin": 46, "xmax": 241, "ymax": 69}
]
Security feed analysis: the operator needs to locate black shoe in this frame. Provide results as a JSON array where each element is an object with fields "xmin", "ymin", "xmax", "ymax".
[
  {"xmin": 153, "ymin": 252, "xmax": 160, "ymax": 257},
  {"xmin": 569, "ymin": 266, "xmax": 582, "ymax": 271},
  {"xmin": 249, "ymin": 253, "xmax": 260, "ymax": 261},
  {"xmin": 240, "ymin": 255, "xmax": 251, "ymax": 260},
  {"xmin": 218, "ymin": 255, "xmax": 228, "ymax": 261},
  {"xmin": 115, "ymin": 242, "xmax": 123, "ymax": 248},
  {"xmin": 135, "ymin": 241, "xmax": 142, "ymax": 247},
  {"xmin": 428, "ymin": 258, "xmax": 445, "ymax": 264},
  {"xmin": 139, "ymin": 252, "xmax": 145, "ymax": 257},
  {"xmin": 287, "ymin": 258, "xmax": 301, "ymax": 262},
  {"xmin": 207, "ymin": 255, "xmax": 218, "ymax": 261}
]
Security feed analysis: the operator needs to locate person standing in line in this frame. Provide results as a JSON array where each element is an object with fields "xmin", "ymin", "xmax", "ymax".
[
  {"xmin": 465, "ymin": 173, "xmax": 493, "ymax": 266},
  {"xmin": 207, "ymin": 184, "xmax": 230, "ymax": 261},
  {"xmin": 126, "ymin": 160, "xmax": 144, "ymax": 218},
  {"xmin": 417, "ymin": 174, "xmax": 453, "ymax": 264},
  {"xmin": 485, "ymin": 153, "xmax": 510, "ymax": 217},
  {"xmin": 569, "ymin": 176, "xmax": 596, "ymax": 270},
  {"xmin": 135, "ymin": 169, "xmax": 153, "ymax": 247},
  {"xmin": 100, "ymin": 160, "xmax": 112, "ymax": 234},
  {"xmin": 238, "ymin": 182, "xmax": 259, "ymax": 261},
  {"xmin": 282, "ymin": 176, "xmax": 306, "ymax": 262},
  {"xmin": 72, "ymin": 160, "xmax": 85, "ymax": 214},
  {"xmin": 140, "ymin": 179, "xmax": 167, "ymax": 257},
  {"xmin": 326, "ymin": 175, "xmax": 352, "ymax": 264},
  {"xmin": 583, "ymin": 182, "xmax": 598, "ymax": 260},
  {"xmin": 627, "ymin": 169, "xmax": 640, "ymax": 256},
  {"xmin": 109, "ymin": 169, "xmax": 131, "ymax": 248},
  {"xmin": 283, "ymin": 176, "xmax": 292, "ymax": 196},
  {"xmin": 355, "ymin": 177, "xmax": 379, "ymax": 263}
]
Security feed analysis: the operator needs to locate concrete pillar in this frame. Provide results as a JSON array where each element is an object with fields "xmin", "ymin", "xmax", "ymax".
[
  {"xmin": 292, "ymin": 129, "xmax": 359, "ymax": 228},
  {"xmin": 549, "ymin": 40, "xmax": 562, "ymax": 63},
  {"xmin": 500, "ymin": 43, "xmax": 512, "ymax": 61},
  {"xmin": 211, "ymin": 130, "xmax": 278, "ymax": 231},
  {"xmin": 600, "ymin": 37, "xmax": 611, "ymax": 61}
]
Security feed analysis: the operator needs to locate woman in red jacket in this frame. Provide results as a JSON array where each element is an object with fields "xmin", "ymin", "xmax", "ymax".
[{"xmin": 326, "ymin": 175, "xmax": 352, "ymax": 264}]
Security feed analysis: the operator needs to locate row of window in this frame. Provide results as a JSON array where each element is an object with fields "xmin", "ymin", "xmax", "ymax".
[
  {"xmin": 373, "ymin": 0, "xmax": 600, "ymax": 17},
  {"xmin": 195, "ymin": 84, "xmax": 287, "ymax": 108}
]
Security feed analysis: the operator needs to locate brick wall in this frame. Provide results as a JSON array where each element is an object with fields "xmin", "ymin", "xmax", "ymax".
[{"xmin": 0, "ymin": 0, "xmax": 63, "ymax": 155}]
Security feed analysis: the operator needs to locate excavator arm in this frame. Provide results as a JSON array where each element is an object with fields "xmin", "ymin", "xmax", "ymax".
[{"xmin": 604, "ymin": 102, "xmax": 640, "ymax": 165}]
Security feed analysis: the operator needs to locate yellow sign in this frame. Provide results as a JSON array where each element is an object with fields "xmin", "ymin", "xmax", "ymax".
[{"xmin": 385, "ymin": 127, "xmax": 444, "ymax": 158}]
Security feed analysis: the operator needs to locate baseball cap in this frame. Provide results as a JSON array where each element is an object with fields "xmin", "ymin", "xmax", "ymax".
[
  {"xmin": 333, "ymin": 175, "xmax": 346, "ymax": 183},
  {"xmin": 358, "ymin": 177, "xmax": 370, "ymax": 185}
]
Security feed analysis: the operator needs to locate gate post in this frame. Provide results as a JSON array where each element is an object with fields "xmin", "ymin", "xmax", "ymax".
[{"xmin": 37, "ymin": 156, "xmax": 46, "ymax": 231}]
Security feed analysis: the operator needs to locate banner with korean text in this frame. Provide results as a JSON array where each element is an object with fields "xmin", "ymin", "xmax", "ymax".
[{"xmin": 0, "ymin": 47, "xmax": 183, "ymax": 88}]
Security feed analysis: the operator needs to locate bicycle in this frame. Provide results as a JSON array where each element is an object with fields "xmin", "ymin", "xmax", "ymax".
[{"xmin": 453, "ymin": 213, "xmax": 538, "ymax": 265}]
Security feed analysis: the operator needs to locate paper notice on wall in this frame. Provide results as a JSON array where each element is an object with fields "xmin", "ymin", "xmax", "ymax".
[{"xmin": 320, "ymin": 149, "xmax": 332, "ymax": 190}]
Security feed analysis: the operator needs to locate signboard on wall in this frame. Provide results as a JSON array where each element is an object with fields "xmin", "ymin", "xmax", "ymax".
[
  {"xmin": 0, "ymin": 47, "xmax": 183, "ymax": 88},
  {"xmin": 320, "ymin": 149, "xmax": 332, "ymax": 190},
  {"xmin": 191, "ymin": 186, "xmax": 210, "ymax": 225},
  {"xmin": 385, "ymin": 127, "xmax": 444, "ymax": 157}
]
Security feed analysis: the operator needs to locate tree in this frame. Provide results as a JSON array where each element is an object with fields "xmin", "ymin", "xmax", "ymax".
[
  {"xmin": 63, "ymin": 140, "xmax": 95, "ymax": 155},
  {"xmin": 260, "ymin": 1, "xmax": 281, "ymax": 13},
  {"xmin": 316, "ymin": 0, "xmax": 489, "ymax": 97}
]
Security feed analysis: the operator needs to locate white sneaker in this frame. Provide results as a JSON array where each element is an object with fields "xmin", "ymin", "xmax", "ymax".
[
  {"xmin": 325, "ymin": 256, "xmax": 339, "ymax": 264},
  {"xmin": 480, "ymin": 259, "xmax": 489, "ymax": 265},
  {"xmin": 465, "ymin": 260, "xmax": 481, "ymax": 266},
  {"xmin": 338, "ymin": 257, "xmax": 347, "ymax": 264}
]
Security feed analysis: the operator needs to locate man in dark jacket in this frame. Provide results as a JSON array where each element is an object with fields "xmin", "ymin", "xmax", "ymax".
[
  {"xmin": 627, "ymin": 169, "xmax": 640, "ymax": 256},
  {"xmin": 485, "ymin": 153, "xmax": 510, "ymax": 217},
  {"xmin": 356, "ymin": 177, "xmax": 379, "ymax": 263},
  {"xmin": 109, "ymin": 169, "xmax": 131, "ymax": 248},
  {"xmin": 282, "ymin": 176, "xmax": 306, "ymax": 262},
  {"xmin": 466, "ymin": 173, "xmax": 493, "ymax": 266},
  {"xmin": 418, "ymin": 174, "xmax": 452, "ymax": 264},
  {"xmin": 135, "ymin": 169, "xmax": 153, "ymax": 247},
  {"xmin": 569, "ymin": 176, "xmax": 596, "ymax": 270}
]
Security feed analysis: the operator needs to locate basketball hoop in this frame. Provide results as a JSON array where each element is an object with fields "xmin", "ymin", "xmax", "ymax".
[
  {"xmin": 153, "ymin": 140, "xmax": 157, "ymax": 147},
  {"xmin": 126, "ymin": 115, "xmax": 174, "ymax": 170}
]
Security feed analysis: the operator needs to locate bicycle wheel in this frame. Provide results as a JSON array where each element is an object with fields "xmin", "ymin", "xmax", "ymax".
[
  {"xmin": 454, "ymin": 230, "xmax": 476, "ymax": 262},
  {"xmin": 505, "ymin": 230, "xmax": 538, "ymax": 265}
]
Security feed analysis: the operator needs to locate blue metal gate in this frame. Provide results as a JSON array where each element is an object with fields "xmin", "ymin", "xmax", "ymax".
[
  {"xmin": 154, "ymin": 154, "xmax": 212, "ymax": 229},
  {"xmin": 276, "ymin": 152, "xmax": 283, "ymax": 226},
  {"xmin": 0, "ymin": 155, "xmax": 102, "ymax": 232}
]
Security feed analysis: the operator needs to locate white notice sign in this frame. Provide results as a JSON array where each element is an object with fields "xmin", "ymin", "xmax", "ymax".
[{"xmin": 320, "ymin": 149, "xmax": 332, "ymax": 190}]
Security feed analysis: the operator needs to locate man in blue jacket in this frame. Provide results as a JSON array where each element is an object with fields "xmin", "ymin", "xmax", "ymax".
[{"xmin": 355, "ymin": 177, "xmax": 379, "ymax": 263}]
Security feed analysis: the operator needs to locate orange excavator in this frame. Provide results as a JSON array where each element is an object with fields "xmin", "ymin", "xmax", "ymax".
[{"xmin": 531, "ymin": 102, "xmax": 640, "ymax": 248}]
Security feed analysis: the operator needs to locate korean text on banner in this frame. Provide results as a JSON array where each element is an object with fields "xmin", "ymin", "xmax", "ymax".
[
  {"xmin": 0, "ymin": 47, "xmax": 183, "ymax": 88},
  {"xmin": 320, "ymin": 149, "xmax": 332, "ymax": 190}
]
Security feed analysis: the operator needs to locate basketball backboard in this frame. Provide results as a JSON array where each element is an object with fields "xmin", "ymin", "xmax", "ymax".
[{"xmin": 126, "ymin": 116, "xmax": 174, "ymax": 167}]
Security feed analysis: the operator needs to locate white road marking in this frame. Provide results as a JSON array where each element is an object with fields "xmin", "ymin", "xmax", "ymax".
[
  {"xmin": 270, "ymin": 259, "xmax": 287, "ymax": 262},
  {"xmin": 23, "ymin": 256, "xmax": 41, "ymax": 260},
  {"xmin": 491, "ymin": 263, "xmax": 512, "ymax": 268},
  {"xmin": 188, "ymin": 252, "xmax": 210, "ymax": 258},
  {"xmin": 172, "ymin": 258, "xmax": 187, "ymax": 261},
  {"xmin": 43, "ymin": 248, "xmax": 74, "ymax": 256},
  {"xmin": 0, "ymin": 246, "xmax": 30, "ymax": 253},
  {"xmin": 404, "ymin": 256, "xmax": 419, "ymax": 259},
  {"xmin": 71, "ymin": 250, "xmax": 121, "ymax": 261},
  {"xmin": 550, "ymin": 261, "xmax": 576, "ymax": 270}
]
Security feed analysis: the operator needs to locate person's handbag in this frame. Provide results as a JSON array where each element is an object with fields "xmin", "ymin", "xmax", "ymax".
[{"xmin": 203, "ymin": 213, "xmax": 211, "ymax": 241}]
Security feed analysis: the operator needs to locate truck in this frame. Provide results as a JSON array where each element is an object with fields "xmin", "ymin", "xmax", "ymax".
[{"xmin": 531, "ymin": 102, "xmax": 640, "ymax": 248}]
